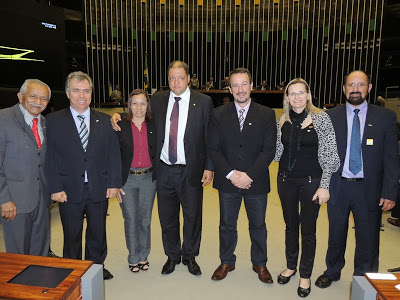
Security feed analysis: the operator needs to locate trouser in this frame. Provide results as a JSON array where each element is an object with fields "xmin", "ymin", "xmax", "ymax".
[{"xmin": 277, "ymin": 173, "xmax": 320, "ymax": 278}]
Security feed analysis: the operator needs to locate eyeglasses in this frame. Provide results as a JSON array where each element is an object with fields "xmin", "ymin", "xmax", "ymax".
[
  {"xmin": 168, "ymin": 76, "xmax": 186, "ymax": 82},
  {"xmin": 288, "ymin": 91, "xmax": 307, "ymax": 97},
  {"xmin": 345, "ymin": 83, "xmax": 369, "ymax": 88}
]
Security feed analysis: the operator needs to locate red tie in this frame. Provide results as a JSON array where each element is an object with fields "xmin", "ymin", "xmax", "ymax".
[
  {"xmin": 169, "ymin": 97, "xmax": 181, "ymax": 164},
  {"xmin": 32, "ymin": 118, "xmax": 41, "ymax": 149}
]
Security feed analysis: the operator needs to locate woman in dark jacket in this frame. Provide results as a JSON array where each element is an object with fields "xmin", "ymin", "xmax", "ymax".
[{"xmin": 116, "ymin": 89, "xmax": 156, "ymax": 274}]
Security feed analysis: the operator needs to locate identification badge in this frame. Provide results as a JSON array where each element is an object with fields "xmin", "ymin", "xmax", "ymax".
[{"xmin": 366, "ymin": 139, "xmax": 373, "ymax": 146}]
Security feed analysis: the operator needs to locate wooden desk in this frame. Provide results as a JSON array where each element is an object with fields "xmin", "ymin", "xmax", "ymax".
[
  {"xmin": 0, "ymin": 252, "xmax": 93, "ymax": 300},
  {"xmin": 365, "ymin": 273, "xmax": 400, "ymax": 300}
]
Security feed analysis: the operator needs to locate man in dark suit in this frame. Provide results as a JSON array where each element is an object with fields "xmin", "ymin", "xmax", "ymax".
[
  {"xmin": 46, "ymin": 71, "xmax": 121, "ymax": 280},
  {"xmin": 111, "ymin": 61, "xmax": 214, "ymax": 276},
  {"xmin": 0, "ymin": 79, "xmax": 51, "ymax": 256},
  {"xmin": 315, "ymin": 70, "xmax": 398, "ymax": 288},
  {"xmin": 208, "ymin": 68, "xmax": 276, "ymax": 283},
  {"xmin": 153, "ymin": 61, "xmax": 213, "ymax": 276}
]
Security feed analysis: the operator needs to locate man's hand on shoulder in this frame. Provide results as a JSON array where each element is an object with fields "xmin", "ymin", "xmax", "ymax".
[
  {"xmin": 110, "ymin": 113, "xmax": 122, "ymax": 131},
  {"xmin": 0, "ymin": 201, "xmax": 17, "ymax": 221},
  {"xmin": 51, "ymin": 191, "xmax": 67, "ymax": 203}
]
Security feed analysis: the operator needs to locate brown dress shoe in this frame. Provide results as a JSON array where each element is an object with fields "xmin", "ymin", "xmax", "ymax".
[
  {"xmin": 387, "ymin": 217, "xmax": 400, "ymax": 227},
  {"xmin": 252, "ymin": 265, "xmax": 273, "ymax": 284},
  {"xmin": 211, "ymin": 264, "xmax": 235, "ymax": 281}
]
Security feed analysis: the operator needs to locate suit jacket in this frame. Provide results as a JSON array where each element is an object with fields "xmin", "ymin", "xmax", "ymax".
[
  {"xmin": 0, "ymin": 104, "xmax": 49, "ymax": 213},
  {"xmin": 150, "ymin": 89, "xmax": 214, "ymax": 186},
  {"xmin": 45, "ymin": 108, "xmax": 122, "ymax": 203},
  {"xmin": 208, "ymin": 101, "xmax": 276, "ymax": 194},
  {"xmin": 327, "ymin": 103, "xmax": 398, "ymax": 210},
  {"xmin": 117, "ymin": 118, "xmax": 156, "ymax": 186}
]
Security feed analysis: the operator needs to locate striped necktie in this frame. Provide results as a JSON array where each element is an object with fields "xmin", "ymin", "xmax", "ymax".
[
  {"xmin": 239, "ymin": 109, "xmax": 245, "ymax": 132},
  {"xmin": 77, "ymin": 115, "xmax": 89, "ymax": 151}
]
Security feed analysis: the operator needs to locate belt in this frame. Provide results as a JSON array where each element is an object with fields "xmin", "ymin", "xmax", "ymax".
[
  {"xmin": 160, "ymin": 160, "xmax": 186, "ymax": 168},
  {"xmin": 341, "ymin": 176, "xmax": 364, "ymax": 182},
  {"xmin": 129, "ymin": 167, "xmax": 153, "ymax": 175}
]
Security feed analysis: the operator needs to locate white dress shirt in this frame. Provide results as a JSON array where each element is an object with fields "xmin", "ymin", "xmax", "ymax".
[{"xmin": 160, "ymin": 87, "xmax": 190, "ymax": 165}]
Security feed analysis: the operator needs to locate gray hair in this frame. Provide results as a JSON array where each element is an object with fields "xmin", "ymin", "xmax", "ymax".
[
  {"xmin": 19, "ymin": 79, "xmax": 51, "ymax": 99},
  {"xmin": 65, "ymin": 71, "xmax": 93, "ymax": 92}
]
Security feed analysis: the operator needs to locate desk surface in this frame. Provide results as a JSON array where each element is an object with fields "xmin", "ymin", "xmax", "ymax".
[
  {"xmin": 366, "ymin": 273, "xmax": 400, "ymax": 300},
  {"xmin": 0, "ymin": 252, "xmax": 93, "ymax": 300}
]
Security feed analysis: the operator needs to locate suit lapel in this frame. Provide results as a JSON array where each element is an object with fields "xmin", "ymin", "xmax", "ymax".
[
  {"xmin": 242, "ymin": 101, "xmax": 257, "ymax": 133},
  {"xmin": 184, "ymin": 92, "xmax": 197, "ymax": 139},
  {"xmin": 228, "ymin": 102, "xmax": 241, "ymax": 135},
  {"xmin": 362, "ymin": 104, "xmax": 376, "ymax": 150},
  {"xmin": 13, "ymin": 104, "xmax": 39, "ymax": 147},
  {"xmin": 158, "ymin": 93, "xmax": 169, "ymax": 140},
  {"xmin": 65, "ymin": 109, "xmax": 84, "ymax": 150},
  {"xmin": 87, "ymin": 109, "xmax": 100, "ymax": 152},
  {"xmin": 336, "ymin": 105, "xmax": 348, "ymax": 156},
  {"xmin": 39, "ymin": 114, "xmax": 46, "ymax": 148}
]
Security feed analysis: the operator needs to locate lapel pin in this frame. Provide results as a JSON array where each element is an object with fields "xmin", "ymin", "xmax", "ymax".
[
  {"xmin": 248, "ymin": 123, "xmax": 252, "ymax": 126},
  {"xmin": 368, "ymin": 124, "xmax": 372, "ymax": 126},
  {"xmin": 193, "ymin": 103, "xmax": 196, "ymax": 106},
  {"xmin": 96, "ymin": 119, "xmax": 99, "ymax": 122}
]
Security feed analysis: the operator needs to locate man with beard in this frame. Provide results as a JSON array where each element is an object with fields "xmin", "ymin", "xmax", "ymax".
[
  {"xmin": 315, "ymin": 70, "xmax": 398, "ymax": 288},
  {"xmin": 208, "ymin": 68, "xmax": 276, "ymax": 283}
]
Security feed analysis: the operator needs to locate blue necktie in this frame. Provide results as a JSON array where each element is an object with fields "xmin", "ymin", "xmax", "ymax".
[{"xmin": 349, "ymin": 109, "xmax": 362, "ymax": 175}]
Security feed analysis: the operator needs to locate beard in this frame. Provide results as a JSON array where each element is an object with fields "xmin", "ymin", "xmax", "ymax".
[{"xmin": 346, "ymin": 92, "xmax": 366, "ymax": 106}]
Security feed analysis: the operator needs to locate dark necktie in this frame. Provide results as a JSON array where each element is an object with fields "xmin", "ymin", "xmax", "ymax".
[
  {"xmin": 349, "ymin": 109, "xmax": 362, "ymax": 175},
  {"xmin": 239, "ymin": 109, "xmax": 245, "ymax": 132},
  {"xmin": 32, "ymin": 117, "xmax": 41, "ymax": 149},
  {"xmin": 77, "ymin": 115, "xmax": 89, "ymax": 151},
  {"xmin": 169, "ymin": 97, "xmax": 181, "ymax": 164}
]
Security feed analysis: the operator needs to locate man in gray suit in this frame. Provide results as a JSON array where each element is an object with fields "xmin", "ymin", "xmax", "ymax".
[{"xmin": 0, "ymin": 79, "xmax": 51, "ymax": 256}]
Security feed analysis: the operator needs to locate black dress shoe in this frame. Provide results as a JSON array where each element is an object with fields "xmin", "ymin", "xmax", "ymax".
[
  {"xmin": 103, "ymin": 268, "xmax": 113, "ymax": 280},
  {"xmin": 298, "ymin": 285, "xmax": 311, "ymax": 297},
  {"xmin": 161, "ymin": 258, "xmax": 180, "ymax": 275},
  {"xmin": 182, "ymin": 258, "xmax": 202, "ymax": 275},
  {"xmin": 277, "ymin": 269, "xmax": 297, "ymax": 284},
  {"xmin": 315, "ymin": 274, "xmax": 338, "ymax": 288},
  {"xmin": 48, "ymin": 249, "xmax": 59, "ymax": 258}
]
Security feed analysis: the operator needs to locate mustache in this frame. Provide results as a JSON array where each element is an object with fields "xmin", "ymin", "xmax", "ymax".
[
  {"xmin": 350, "ymin": 92, "xmax": 361, "ymax": 96},
  {"xmin": 29, "ymin": 103, "xmax": 45, "ymax": 109}
]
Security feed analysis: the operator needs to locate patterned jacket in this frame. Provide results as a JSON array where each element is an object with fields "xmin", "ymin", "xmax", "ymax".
[{"xmin": 274, "ymin": 110, "xmax": 340, "ymax": 190}]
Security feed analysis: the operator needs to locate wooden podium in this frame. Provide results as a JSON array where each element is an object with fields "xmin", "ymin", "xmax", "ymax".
[{"xmin": 0, "ymin": 252, "xmax": 99, "ymax": 300}]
